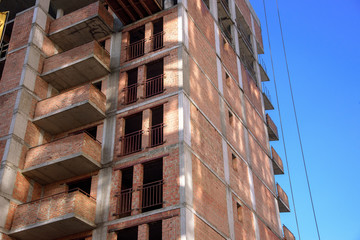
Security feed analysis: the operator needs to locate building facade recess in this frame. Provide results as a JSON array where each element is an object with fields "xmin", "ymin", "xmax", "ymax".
[{"xmin": 0, "ymin": 0, "xmax": 294, "ymax": 239}]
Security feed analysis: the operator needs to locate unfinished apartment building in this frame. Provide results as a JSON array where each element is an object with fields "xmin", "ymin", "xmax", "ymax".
[{"xmin": 0, "ymin": 0, "xmax": 295, "ymax": 239}]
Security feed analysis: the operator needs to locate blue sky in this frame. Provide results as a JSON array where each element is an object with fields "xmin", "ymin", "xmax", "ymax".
[{"xmin": 249, "ymin": 0, "xmax": 360, "ymax": 239}]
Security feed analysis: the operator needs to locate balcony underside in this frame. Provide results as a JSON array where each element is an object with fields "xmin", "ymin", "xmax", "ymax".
[
  {"xmin": 278, "ymin": 198, "xmax": 290, "ymax": 213},
  {"xmin": 23, "ymin": 153, "xmax": 101, "ymax": 184},
  {"xmin": 33, "ymin": 101, "xmax": 105, "ymax": 135},
  {"xmin": 105, "ymin": 0, "xmax": 162, "ymax": 25},
  {"xmin": 267, "ymin": 125, "xmax": 279, "ymax": 141},
  {"xmin": 49, "ymin": 17, "xmax": 113, "ymax": 51},
  {"xmin": 41, "ymin": 56, "xmax": 110, "ymax": 91},
  {"xmin": 272, "ymin": 158, "xmax": 284, "ymax": 175},
  {"xmin": 9, "ymin": 214, "xmax": 95, "ymax": 240},
  {"xmin": 259, "ymin": 64, "xmax": 269, "ymax": 82},
  {"xmin": 263, "ymin": 92, "xmax": 274, "ymax": 110}
]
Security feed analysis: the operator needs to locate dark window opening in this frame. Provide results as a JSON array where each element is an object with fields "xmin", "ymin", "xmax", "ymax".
[
  {"xmin": 202, "ymin": 0, "xmax": 210, "ymax": 9},
  {"xmin": 237, "ymin": 203, "xmax": 243, "ymax": 222},
  {"xmin": 70, "ymin": 125, "xmax": 98, "ymax": 141},
  {"xmin": 127, "ymin": 26, "xmax": 145, "ymax": 60},
  {"xmin": 146, "ymin": 59, "xmax": 164, "ymax": 98},
  {"xmin": 117, "ymin": 167, "xmax": 133, "ymax": 217},
  {"xmin": 149, "ymin": 220, "xmax": 162, "ymax": 240},
  {"xmin": 152, "ymin": 18, "xmax": 164, "ymax": 51},
  {"xmin": 92, "ymin": 81, "xmax": 102, "ymax": 91},
  {"xmin": 68, "ymin": 177, "xmax": 92, "ymax": 196},
  {"xmin": 122, "ymin": 112, "xmax": 143, "ymax": 155},
  {"xmin": 0, "ymin": 21, "xmax": 13, "ymax": 79},
  {"xmin": 150, "ymin": 105, "xmax": 164, "ymax": 147},
  {"xmin": 117, "ymin": 226, "xmax": 138, "ymax": 240},
  {"xmin": 232, "ymin": 153, "xmax": 238, "ymax": 172},
  {"xmin": 142, "ymin": 159, "xmax": 163, "ymax": 212},
  {"xmin": 125, "ymin": 68, "xmax": 138, "ymax": 104},
  {"xmin": 228, "ymin": 110, "xmax": 234, "ymax": 125}
]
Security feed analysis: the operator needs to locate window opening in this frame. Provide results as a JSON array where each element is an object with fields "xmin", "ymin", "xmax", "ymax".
[
  {"xmin": 149, "ymin": 220, "xmax": 162, "ymax": 240},
  {"xmin": 127, "ymin": 26, "xmax": 145, "ymax": 60},
  {"xmin": 116, "ymin": 167, "xmax": 133, "ymax": 217},
  {"xmin": 237, "ymin": 203, "xmax": 243, "ymax": 222},
  {"xmin": 67, "ymin": 177, "xmax": 92, "ymax": 195},
  {"xmin": 0, "ymin": 21, "xmax": 13, "ymax": 79},
  {"xmin": 151, "ymin": 18, "xmax": 164, "ymax": 51},
  {"xmin": 150, "ymin": 105, "xmax": 164, "ymax": 147},
  {"xmin": 122, "ymin": 112, "xmax": 143, "ymax": 155},
  {"xmin": 92, "ymin": 81, "xmax": 102, "ymax": 91},
  {"xmin": 146, "ymin": 59, "xmax": 164, "ymax": 98},
  {"xmin": 117, "ymin": 226, "xmax": 138, "ymax": 240},
  {"xmin": 142, "ymin": 159, "xmax": 163, "ymax": 212},
  {"xmin": 125, "ymin": 68, "xmax": 138, "ymax": 104}
]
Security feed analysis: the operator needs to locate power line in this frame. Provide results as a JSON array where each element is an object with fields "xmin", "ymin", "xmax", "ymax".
[
  {"xmin": 260, "ymin": 0, "xmax": 301, "ymax": 239},
  {"xmin": 274, "ymin": 0, "xmax": 321, "ymax": 238}
]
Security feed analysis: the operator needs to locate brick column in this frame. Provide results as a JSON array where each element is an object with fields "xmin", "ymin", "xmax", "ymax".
[
  {"xmin": 138, "ymin": 223, "xmax": 149, "ymax": 240},
  {"xmin": 131, "ymin": 164, "xmax": 143, "ymax": 215},
  {"xmin": 144, "ymin": 22, "xmax": 153, "ymax": 54},
  {"xmin": 142, "ymin": 109, "xmax": 151, "ymax": 149},
  {"xmin": 107, "ymin": 232, "xmax": 117, "ymax": 240},
  {"xmin": 138, "ymin": 65, "xmax": 146, "ymax": 99},
  {"xmin": 119, "ymin": 118, "xmax": 125, "ymax": 155},
  {"xmin": 121, "ymin": 31, "xmax": 130, "ymax": 63}
]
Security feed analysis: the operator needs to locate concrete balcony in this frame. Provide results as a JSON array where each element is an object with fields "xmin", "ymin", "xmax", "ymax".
[
  {"xmin": 33, "ymin": 84, "xmax": 106, "ymax": 134},
  {"xmin": 49, "ymin": 2, "xmax": 113, "ymax": 51},
  {"xmin": 266, "ymin": 114, "xmax": 279, "ymax": 141},
  {"xmin": 41, "ymin": 41, "xmax": 110, "ymax": 91},
  {"xmin": 22, "ymin": 132, "xmax": 101, "ymax": 184},
  {"xmin": 283, "ymin": 225, "xmax": 295, "ymax": 240},
  {"xmin": 271, "ymin": 147, "xmax": 284, "ymax": 175},
  {"xmin": 277, "ymin": 184, "xmax": 290, "ymax": 213},
  {"xmin": 258, "ymin": 58, "xmax": 269, "ymax": 82},
  {"xmin": 262, "ymin": 84, "xmax": 274, "ymax": 110},
  {"xmin": 9, "ymin": 190, "xmax": 96, "ymax": 240}
]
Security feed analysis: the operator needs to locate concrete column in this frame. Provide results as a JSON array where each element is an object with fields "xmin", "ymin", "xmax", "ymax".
[
  {"xmin": 144, "ymin": 22, "xmax": 153, "ymax": 54},
  {"xmin": 131, "ymin": 164, "xmax": 144, "ymax": 215},
  {"xmin": 142, "ymin": 109, "xmax": 151, "ymax": 149},
  {"xmin": 164, "ymin": 0, "xmax": 175, "ymax": 9},
  {"xmin": 138, "ymin": 223, "xmax": 149, "ymax": 240},
  {"xmin": 56, "ymin": 8, "xmax": 64, "ymax": 19}
]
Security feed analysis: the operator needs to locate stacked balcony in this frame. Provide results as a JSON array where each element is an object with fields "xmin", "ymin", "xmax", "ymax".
[
  {"xmin": 258, "ymin": 57, "xmax": 270, "ymax": 82},
  {"xmin": 33, "ymin": 84, "xmax": 106, "ymax": 134},
  {"xmin": 9, "ymin": 189, "xmax": 96, "ymax": 240},
  {"xmin": 41, "ymin": 41, "xmax": 110, "ymax": 91},
  {"xmin": 277, "ymin": 184, "xmax": 290, "ymax": 213},
  {"xmin": 262, "ymin": 84, "xmax": 274, "ymax": 110},
  {"xmin": 271, "ymin": 147, "xmax": 284, "ymax": 175},
  {"xmin": 283, "ymin": 225, "xmax": 296, "ymax": 240},
  {"xmin": 22, "ymin": 132, "xmax": 101, "ymax": 184},
  {"xmin": 266, "ymin": 114, "xmax": 279, "ymax": 141},
  {"xmin": 48, "ymin": 2, "xmax": 114, "ymax": 51},
  {"xmin": 218, "ymin": 0, "xmax": 233, "ymax": 45}
]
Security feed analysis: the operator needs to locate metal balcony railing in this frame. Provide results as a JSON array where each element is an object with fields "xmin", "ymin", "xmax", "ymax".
[
  {"xmin": 0, "ymin": 42, "xmax": 9, "ymax": 60},
  {"xmin": 150, "ymin": 31, "xmax": 164, "ymax": 51},
  {"xmin": 145, "ymin": 74, "xmax": 164, "ymax": 98},
  {"xmin": 219, "ymin": 0, "xmax": 230, "ymax": 15},
  {"xmin": 262, "ymin": 83, "xmax": 272, "ymax": 103},
  {"xmin": 150, "ymin": 123, "xmax": 164, "ymax": 147},
  {"xmin": 121, "ymin": 130, "xmax": 144, "ymax": 155},
  {"xmin": 114, "ymin": 188, "xmax": 133, "ymax": 217},
  {"xmin": 124, "ymin": 83, "xmax": 138, "ymax": 104},
  {"xmin": 141, "ymin": 180, "xmax": 164, "ymax": 210},
  {"xmin": 126, "ymin": 38, "xmax": 145, "ymax": 61},
  {"xmin": 237, "ymin": 23, "xmax": 253, "ymax": 53}
]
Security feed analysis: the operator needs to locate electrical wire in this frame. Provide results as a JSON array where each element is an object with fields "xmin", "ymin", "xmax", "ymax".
[
  {"xmin": 274, "ymin": 0, "xmax": 321, "ymax": 238},
  {"xmin": 260, "ymin": 0, "xmax": 301, "ymax": 239}
]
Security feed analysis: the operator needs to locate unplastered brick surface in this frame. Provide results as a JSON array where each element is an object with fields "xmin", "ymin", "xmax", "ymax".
[
  {"xmin": 245, "ymin": 98, "xmax": 267, "ymax": 150},
  {"xmin": 253, "ymin": 175, "xmax": 281, "ymax": 235},
  {"xmin": 8, "ymin": 9, "xmax": 34, "ymax": 52},
  {"xmin": 187, "ymin": 0, "xmax": 215, "ymax": 49},
  {"xmin": 190, "ymin": 104, "xmax": 224, "ymax": 179},
  {"xmin": 189, "ymin": 59, "xmax": 221, "ymax": 130},
  {"xmin": 192, "ymin": 155, "xmax": 229, "ymax": 236},
  {"xmin": 11, "ymin": 191, "xmax": 96, "ymax": 230},
  {"xmin": 226, "ymin": 111, "xmax": 247, "ymax": 160},
  {"xmin": 24, "ymin": 132, "xmax": 101, "ymax": 169},
  {"xmin": 49, "ymin": 2, "xmax": 113, "ymax": 34},
  {"xmin": 12, "ymin": 172, "xmax": 30, "ymax": 202},
  {"xmin": 188, "ymin": 16, "xmax": 218, "ymax": 88},
  {"xmin": 0, "ymin": 91, "xmax": 18, "ymax": 137},
  {"xmin": 34, "ymin": 84, "xmax": 105, "ymax": 118},
  {"xmin": 258, "ymin": 217, "xmax": 281, "ymax": 240},
  {"xmin": 194, "ymin": 215, "xmax": 226, "ymax": 240},
  {"xmin": 220, "ymin": 38, "xmax": 239, "ymax": 82},
  {"xmin": 249, "ymin": 135, "xmax": 274, "ymax": 192},
  {"xmin": 223, "ymin": 71, "xmax": 244, "ymax": 121},
  {"xmin": 232, "ymin": 196, "xmax": 256, "ymax": 240},
  {"xmin": 0, "ymin": 49, "xmax": 27, "ymax": 92}
]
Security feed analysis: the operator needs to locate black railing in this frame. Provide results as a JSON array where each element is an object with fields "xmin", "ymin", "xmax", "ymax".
[
  {"xmin": 150, "ymin": 31, "xmax": 164, "ymax": 51},
  {"xmin": 141, "ymin": 180, "xmax": 164, "ymax": 211},
  {"xmin": 126, "ymin": 39, "xmax": 145, "ymax": 61},
  {"xmin": 121, "ymin": 130, "xmax": 143, "ymax": 155},
  {"xmin": 115, "ymin": 188, "xmax": 133, "ymax": 217},
  {"xmin": 124, "ymin": 83, "xmax": 138, "ymax": 104},
  {"xmin": 150, "ymin": 123, "xmax": 164, "ymax": 147},
  {"xmin": 145, "ymin": 74, "xmax": 164, "ymax": 98}
]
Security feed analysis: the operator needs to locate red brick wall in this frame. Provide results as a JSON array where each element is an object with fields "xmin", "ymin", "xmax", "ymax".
[
  {"xmin": 187, "ymin": 0, "xmax": 215, "ymax": 49},
  {"xmin": 0, "ymin": 49, "xmax": 27, "ymax": 92},
  {"xmin": 232, "ymin": 196, "xmax": 256, "ymax": 240},
  {"xmin": 258, "ymin": 218, "xmax": 280, "ymax": 240},
  {"xmin": 277, "ymin": 184, "xmax": 289, "ymax": 208},
  {"xmin": 226, "ymin": 108, "xmax": 247, "ymax": 159},
  {"xmin": 0, "ymin": 91, "xmax": 18, "ymax": 137},
  {"xmin": 220, "ymin": 38, "xmax": 239, "ymax": 82},
  {"xmin": 8, "ymin": 9, "xmax": 34, "ymax": 52},
  {"xmin": 245, "ymin": 99, "xmax": 267, "ymax": 150},
  {"xmin": 192, "ymin": 156, "xmax": 229, "ymax": 236},
  {"xmin": 190, "ymin": 104, "xmax": 224, "ymax": 179},
  {"xmin": 254, "ymin": 20, "xmax": 263, "ymax": 51},
  {"xmin": 223, "ymin": 71, "xmax": 244, "ymax": 121},
  {"xmin": 194, "ymin": 215, "xmax": 226, "ymax": 240},
  {"xmin": 162, "ymin": 216, "xmax": 180, "ymax": 240},
  {"xmin": 253, "ymin": 176, "xmax": 281, "ymax": 235},
  {"xmin": 12, "ymin": 172, "xmax": 30, "ymax": 202}
]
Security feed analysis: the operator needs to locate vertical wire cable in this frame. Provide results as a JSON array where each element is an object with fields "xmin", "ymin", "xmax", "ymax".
[
  {"xmin": 274, "ymin": 0, "xmax": 321, "ymax": 238},
  {"xmin": 260, "ymin": 0, "xmax": 301, "ymax": 239}
]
